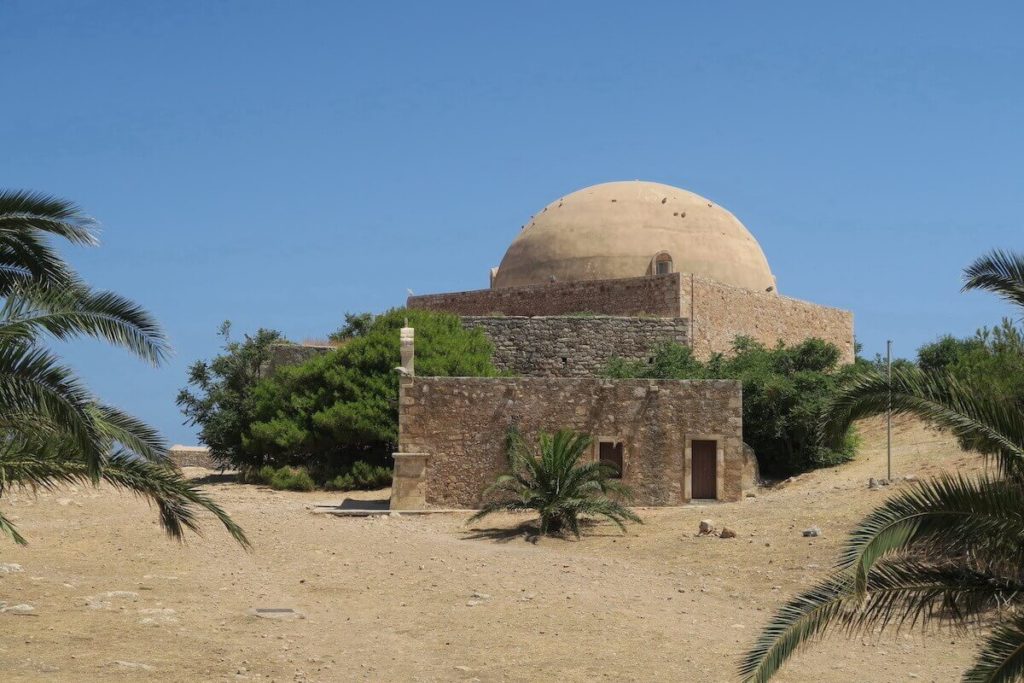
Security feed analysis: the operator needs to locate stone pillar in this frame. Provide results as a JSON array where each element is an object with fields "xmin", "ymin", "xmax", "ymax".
[
  {"xmin": 400, "ymin": 325, "xmax": 415, "ymax": 378},
  {"xmin": 389, "ymin": 453, "xmax": 429, "ymax": 510}
]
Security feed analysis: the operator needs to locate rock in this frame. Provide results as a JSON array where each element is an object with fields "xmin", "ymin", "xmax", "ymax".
[
  {"xmin": 470, "ymin": 591, "xmax": 491, "ymax": 600},
  {"xmin": 802, "ymin": 527, "xmax": 821, "ymax": 538},
  {"xmin": 698, "ymin": 519, "xmax": 715, "ymax": 535},
  {"xmin": 745, "ymin": 491, "xmax": 757, "ymax": 498},
  {"xmin": 868, "ymin": 477, "xmax": 878, "ymax": 489},
  {"xmin": 1, "ymin": 603, "xmax": 34, "ymax": 614},
  {"xmin": 248, "ymin": 608, "xmax": 304, "ymax": 621},
  {"xmin": 0, "ymin": 563, "xmax": 23, "ymax": 573},
  {"xmin": 113, "ymin": 661, "xmax": 154, "ymax": 671},
  {"xmin": 465, "ymin": 600, "xmax": 483, "ymax": 607},
  {"xmin": 903, "ymin": 474, "xmax": 918, "ymax": 482},
  {"xmin": 87, "ymin": 591, "xmax": 139, "ymax": 610},
  {"xmin": 719, "ymin": 527, "xmax": 737, "ymax": 539}
]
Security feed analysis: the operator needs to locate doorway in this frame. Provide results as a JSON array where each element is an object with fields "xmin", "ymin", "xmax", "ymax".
[{"xmin": 691, "ymin": 439, "xmax": 717, "ymax": 499}]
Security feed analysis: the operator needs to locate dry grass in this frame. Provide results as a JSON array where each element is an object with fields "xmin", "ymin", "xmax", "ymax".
[{"xmin": 0, "ymin": 416, "xmax": 982, "ymax": 681}]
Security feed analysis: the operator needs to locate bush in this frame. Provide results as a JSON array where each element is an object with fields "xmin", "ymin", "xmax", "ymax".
[
  {"xmin": 324, "ymin": 461, "xmax": 392, "ymax": 491},
  {"xmin": 606, "ymin": 337, "xmax": 857, "ymax": 477},
  {"xmin": 243, "ymin": 465, "xmax": 317, "ymax": 491},
  {"xmin": 242, "ymin": 308, "xmax": 499, "ymax": 473},
  {"xmin": 177, "ymin": 322, "xmax": 284, "ymax": 470}
]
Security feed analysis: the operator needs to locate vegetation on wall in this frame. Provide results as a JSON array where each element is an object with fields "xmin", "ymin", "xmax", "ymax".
[{"xmin": 605, "ymin": 337, "xmax": 858, "ymax": 477}]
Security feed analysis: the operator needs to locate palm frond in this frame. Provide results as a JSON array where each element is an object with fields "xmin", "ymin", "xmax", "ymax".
[
  {"xmin": 0, "ymin": 343, "xmax": 105, "ymax": 478},
  {"xmin": 962, "ymin": 249, "xmax": 1024, "ymax": 313},
  {"xmin": 0, "ymin": 444, "xmax": 250, "ymax": 549},
  {"xmin": 964, "ymin": 612, "xmax": 1024, "ymax": 683},
  {"xmin": 839, "ymin": 475, "xmax": 1024, "ymax": 594},
  {"xmin": 0, "ymin": 507, "xmax": 27, "ymax": 545},
  {"xmin": 470, "ymin": 429, "xmax": 640, "ymax": 537},
  {"xmin": 0, "ymin": 283, "xmax": 169, "ymax": 364},
  {"xmin": 824, "ymin": 366, "xmax": 1024, "ymax": 471},
  {"xmin": 91, "ymin": 403, "xmax": 168, "ymax": 462},
  {"xmin": 0, "ymin": 190, "xmax": 97, "ymax": 245},
  {"xmin": 739, "ymin": 559, "xmax": 1024, "ymax": 682}
]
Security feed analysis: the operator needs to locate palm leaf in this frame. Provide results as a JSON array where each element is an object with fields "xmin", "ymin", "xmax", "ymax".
[
  {"xmin": 965, "ymin": 611, "xmax": 1024, "ymax": 683},
  {"xmin": 962, "ymin": 249, "xmax": 1024, "ymax": 312}
]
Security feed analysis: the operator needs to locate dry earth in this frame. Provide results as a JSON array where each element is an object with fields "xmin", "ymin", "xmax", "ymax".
[{"xmin": 0, "ymin": 416, "xmax": 989, "ymax": 682}]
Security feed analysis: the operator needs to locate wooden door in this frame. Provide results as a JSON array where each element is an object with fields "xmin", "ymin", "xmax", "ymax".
[{"xmin": 691, "ymin": 440, "xmax": 717, "ymax": 499}]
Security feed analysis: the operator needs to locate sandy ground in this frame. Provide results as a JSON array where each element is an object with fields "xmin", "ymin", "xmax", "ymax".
[{"xmin": 0, "ymin": 416, "xmax": 988, "ymax": 682}]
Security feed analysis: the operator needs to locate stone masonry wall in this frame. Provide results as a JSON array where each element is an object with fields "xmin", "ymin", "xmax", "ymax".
[
  {"xmin": 462, "ymin": 316, "xmax": 690, "ymax": 377},
  {"xmin": 407, "ymin": 272, "xmax": 682, "ymax": 317},
  {"xmin": 399, "ymin": 377, "xmax": 743, "ymax": 508},
  {"xmin": 264, "ymin": 343, "xmax": 333, "ymax": 377},
  {"xmin": 682, "ymin": 275, "xmax": 854, "ymax": 364}
]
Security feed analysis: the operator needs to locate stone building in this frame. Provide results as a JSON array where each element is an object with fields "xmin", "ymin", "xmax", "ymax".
[{"xmin": 389, "ymin": 180, "xmax": 852, "ymax": 510}]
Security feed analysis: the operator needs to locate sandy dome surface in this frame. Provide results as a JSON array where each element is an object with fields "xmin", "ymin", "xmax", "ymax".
[{"xmin": 492, "ymin": 181, "xmax": 777, "ymax": 293}]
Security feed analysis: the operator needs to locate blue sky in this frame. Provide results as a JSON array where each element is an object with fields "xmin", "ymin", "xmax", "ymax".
[{"xmin": 3, "ymin": 2, "xmax": 1022, "ymax": 445}]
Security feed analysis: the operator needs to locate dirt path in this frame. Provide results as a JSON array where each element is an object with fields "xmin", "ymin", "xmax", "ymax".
[{"xmin": 0, "ymin": 417, "xmax": 983, "ymax": 681}]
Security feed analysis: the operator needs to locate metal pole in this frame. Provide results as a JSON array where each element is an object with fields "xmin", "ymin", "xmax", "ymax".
[{"xmin": 887, "ymin": 339, "xmax": 892, "ymax": 481}]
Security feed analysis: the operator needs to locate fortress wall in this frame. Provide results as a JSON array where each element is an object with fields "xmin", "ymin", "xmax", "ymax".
[
  {"xmin": 407, "ymin": 272, "xmax": 682, "ymax": 317},
  {"xmin": 682, "ymin": 275, "xmax": 854, "ymax": 364},
  {"xmin": 399, "ymin": 377, "xmax": 743, "ymax": 508},
  {"xmin": 263, "ymin": 343, "xmax": 333, "ymax": 377},
  {"xmin": 463, "ymin": 316, "xmax": 689, "ymax": 377}
]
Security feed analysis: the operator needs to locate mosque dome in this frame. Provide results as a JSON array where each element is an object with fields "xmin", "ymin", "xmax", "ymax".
[{"xmin": 491, "ymin": 181, "xmax": 777, "ymax": 293}]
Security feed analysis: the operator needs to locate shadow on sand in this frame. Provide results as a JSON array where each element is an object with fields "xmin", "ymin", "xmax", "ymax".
[
  {"xmin": 187, "ymin": 471, "xmax": 240, "ymax": 486},
  {"xmin": 461, "ymin": 518, "xmax": 611, "ymax": 544}
]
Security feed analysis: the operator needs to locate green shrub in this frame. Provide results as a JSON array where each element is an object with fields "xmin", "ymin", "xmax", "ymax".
[
  {"xmin": 177, "ymin": 322, "xmax": 284, "ymax": 470},
  {"xmin": 606, "ymin": 337, "xmax": 857, "ymax": 477},
  {"xmin": 268, "ymin": 466, "xmax": 316, "ymax": 491},
  {"xmin": 349, "ymin": 461, "xmax": 392, "ymax": 489},
  {"xmin": 324, "ymin": 461, "xmax": 392, "ymax": 491},
  {"xmin": 326, "ymin": 473, "xmax": 355, "ymax": 491},
  {"xmin": 242, "ymin": 308, "xmax": 499, "ymax": 472}
]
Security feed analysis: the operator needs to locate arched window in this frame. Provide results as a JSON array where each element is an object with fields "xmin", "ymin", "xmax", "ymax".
[{"xmin": 652, "ymin": 251, "xmax": 673, "ymax": 276}]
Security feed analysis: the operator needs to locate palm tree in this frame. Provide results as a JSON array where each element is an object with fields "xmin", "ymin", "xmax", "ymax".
[
  {"xmin": 739, "ymin": 249, "xmax": 1024, "ymax": 682},
  {"xmin": 468, "ymin": 428, "xmax": 642, "ymax": 537},
  {"xmin": 0, "ymin": 190, "xmax": 248, "ymax": 547}
]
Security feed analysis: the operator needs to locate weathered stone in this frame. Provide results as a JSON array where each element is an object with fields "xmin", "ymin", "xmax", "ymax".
[
  {"xmin": 802, "ymin": 527, "xmax": 821, "ymax": 538},
  {"xmin": 399, "ymin": 377, "xmax": 743, "ymax": 508},
  {"xmin": 463, "ymin": 316, "xmax": 690, "ymax": 378},
  {"xmin": 719, "ymin": 527, "xmax": 737, "ymax": 539},
  {"xmin": 698, "ymin": 520, "xmax": 716, "ymax": 535}
]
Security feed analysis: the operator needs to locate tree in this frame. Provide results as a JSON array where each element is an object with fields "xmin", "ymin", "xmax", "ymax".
[
  {"xmin": 177, "ymin": 322, "xmax": 284, "ymax": 470},
  {"xmin": 0, "ymin": 190, "xmax": 248, "ymax": 547},
  {"xmin": 739, "ymin": 249, "xmax": 1024, "ymax": 683},
  {"xmin": 468, "ymin": 429, "xmax": 642, "ymax": 537},
  {"xmin": 607, "ymin": 337, "xmax": 857, "ymax": 477},
  {"xmin": 240, "ymin": 308, "xmax": 498, "ymax": 475}
]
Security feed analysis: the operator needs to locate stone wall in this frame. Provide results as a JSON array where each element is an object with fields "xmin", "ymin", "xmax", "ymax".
[
  {"xmin": 398, "ymin": 377, "xmax": 743, "ymax": 508},
  {"xmin": 264, "ymin": 343, "xmax": 333, "ymax": 377},
  {"xmin": 169, "ymin": 445, "xmax": 215, "ymax": 469},
  {"xmin": 462, "ymin": 316, "xmax": 690, "ymax": 377},
  {"xmin": 407, "ymin": 272, "xmax": 682, "ymax": 317},
  {"xmin": 682, "ymin": 275, "xmax": 854, "ymax": 364}
]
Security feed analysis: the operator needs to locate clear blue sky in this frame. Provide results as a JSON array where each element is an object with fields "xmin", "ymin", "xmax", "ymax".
[{"xmin": 3, "ymin": 2, "xmax": 1022, "ymax": 445}]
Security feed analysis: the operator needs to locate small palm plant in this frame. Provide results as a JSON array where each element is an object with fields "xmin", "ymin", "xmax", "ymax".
[
  {"xmin": 0, "ymin": 190, "xmax": 248, "ymax": 547},
  {"xmin": 468, "ymin": 428, "xmax": 642, "ymax": 537},
  {"xmin": 739, "ymin": 249, "xmax": 1024, "ymax": 682}
]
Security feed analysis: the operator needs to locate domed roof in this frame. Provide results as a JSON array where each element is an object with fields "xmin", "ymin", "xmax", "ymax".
[{"xmin": 492, "ymin": 181, "xmax": 777, "ymax": 293}]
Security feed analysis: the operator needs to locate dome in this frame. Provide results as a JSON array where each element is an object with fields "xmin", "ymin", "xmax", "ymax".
[{"xmin": 492, "ymin": 181, "xmax": 777, "ymax": 293}]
